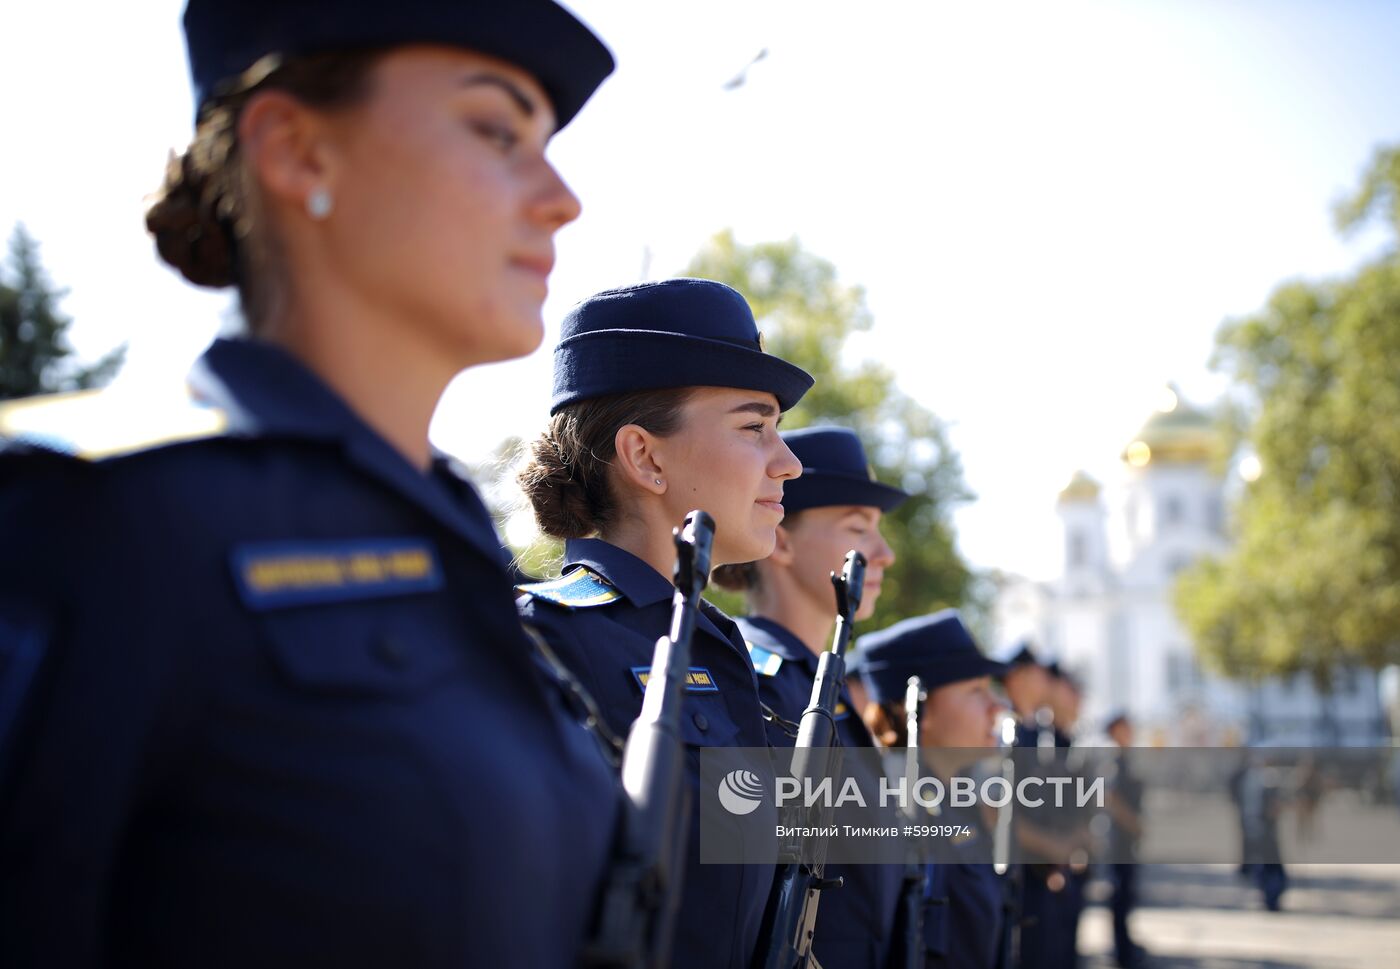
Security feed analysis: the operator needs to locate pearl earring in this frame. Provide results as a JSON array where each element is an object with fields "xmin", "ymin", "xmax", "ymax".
[{"xmin": 306, "ymin": 186, "xmax": 334, "ymax": 220}]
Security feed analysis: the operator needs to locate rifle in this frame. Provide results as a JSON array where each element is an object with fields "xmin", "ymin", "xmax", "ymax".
[
  {"xmin": 888, "ymin": 675, "xmax": 929, "ymax": 969},
  {"xmin": 760, "ymin": 549, "xmax": 867, "ymax": 969},
  {"xmin": 583, "ymin": 510, "xmax": 716, "ymax": 969},
  {"xmin": 992, "ymin": 714, "xmax": 1020, "ymax": 969}
]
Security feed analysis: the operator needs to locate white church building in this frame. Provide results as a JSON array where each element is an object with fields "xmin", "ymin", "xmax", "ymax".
[{"xmin": 992, "ymin": 387, "xmax": 1387, "ymax": 746}]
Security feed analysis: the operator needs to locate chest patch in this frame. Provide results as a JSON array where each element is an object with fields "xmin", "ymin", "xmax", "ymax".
[
  {"xmin": 231, "ymin": 538, "xmax": 442, "ymax": 610},
  {"xmin": 951, "ymin": 825, "xmax": 980, "ymax": 847},
  {"xmin": 745, "ymin": 642, "xmax": 784, "ymax": 677},
  {"xmin": 517, "ymin": 566, "xmax": 622, "ymax": 608},
  {"xmin": 631, "ymin": 666, "xmax": 721, "ymax": 693}
]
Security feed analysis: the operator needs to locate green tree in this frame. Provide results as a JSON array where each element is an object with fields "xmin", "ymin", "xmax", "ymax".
[
  {"xmin": 1175, "ymin": 144, "xmax": 1400, "ymax": 685},
  {"xmin": 0, "ymin": 224, "xmax": 124, "ymax": 400},
  {"xmin": 685, "ymin": 230, "xmax": 977, "ymax": 631}
]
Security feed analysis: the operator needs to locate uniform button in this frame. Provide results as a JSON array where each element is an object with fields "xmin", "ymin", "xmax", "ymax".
[
  {"xmin": 692, "ymin": 712, "xmax": 709, "ymax": 732},
  {"xmin": 373, "ymin": 634, "xmax": 411, "ymax": 669}
]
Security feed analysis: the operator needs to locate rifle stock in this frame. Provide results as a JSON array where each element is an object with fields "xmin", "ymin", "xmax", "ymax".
[{"xmin": 583, "ymin": 510, "xmax": 715, "ymax": 969}]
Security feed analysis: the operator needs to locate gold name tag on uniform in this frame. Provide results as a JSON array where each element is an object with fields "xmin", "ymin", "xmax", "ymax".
[
  {"xmin": 231, "ymin": 538, "xmax": 443, "ymax": 610},
  {"xmin": 631, "ymin": 666, "xmax": 720, "ymax": 693}
]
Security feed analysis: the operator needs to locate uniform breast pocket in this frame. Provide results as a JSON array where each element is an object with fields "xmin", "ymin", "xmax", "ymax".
[{"xmin": 257, "ymin": 598, "xmax": 464, "ymax": 699}]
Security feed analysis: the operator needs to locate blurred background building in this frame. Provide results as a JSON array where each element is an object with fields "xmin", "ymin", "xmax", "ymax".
[{"xmin": 993, "ymin": 386, "xmax": 1388, "ymax": 746}]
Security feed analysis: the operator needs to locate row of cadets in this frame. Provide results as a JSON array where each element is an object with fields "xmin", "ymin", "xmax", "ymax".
[
  {"xmin": 858, "ymin": 612, "xmax": 1011, "ymax": 969},
  {"xmin": 514, "ymin": 277, "xmax": 813, "ymax": 969},
  {"xmin": 712, "ymin": 425, "xmax": 910, "ymax": 968}
]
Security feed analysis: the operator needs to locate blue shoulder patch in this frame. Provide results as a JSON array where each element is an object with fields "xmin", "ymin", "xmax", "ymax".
[
  {"xmin": 517, "ymin": 566, "xmax": 622, "ymax": 609},
  {"xmin": 745, "ymin": 641, "xmax": 784, "ymax": 677},
  {"xmin": 0, "ymin": 384, "xmax": 226, "ymax": 461}
]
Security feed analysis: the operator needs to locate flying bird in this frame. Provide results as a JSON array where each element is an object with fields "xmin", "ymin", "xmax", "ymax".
[{"xmin": 722, "ymin": 48, "xmax": 769, "ymax": 90}]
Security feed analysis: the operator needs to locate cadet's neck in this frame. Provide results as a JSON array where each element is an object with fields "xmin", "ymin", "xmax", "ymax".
[
  {"xmin": 748, "ymin": 568, "xmax": 836, "ymax": 657},
  {"xmin": 262, "ymin": 297, "xmax": 459, "ymax": 473},
  {"xmin": 599, "ymin": 523, "xmax": 683, "ymax": 589},
  {"xmin": 750, "ymin": 599, "xmax": 833, "ymax": 659}
]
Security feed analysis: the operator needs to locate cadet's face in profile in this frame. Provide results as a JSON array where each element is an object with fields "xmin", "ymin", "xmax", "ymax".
[
  {"xmin": 320, "ymin": 46, "xmax": 578, "ymax": 366},
  {"xmin": 655, "ymin": 388, "xmax": 802, "ymax": 566},
  {"xmin": 1108, "ymin": 720, "xmax": 1134, "ymax": 748},
  {"xmin": 782, "ymin": 506, "xmax": 895, "ymax": 620},
  {"xmin": 920, "ymin": 676, "xmax": 1003, "ymax": 751},
  {"xmin": 1004, "ymin": 664, "xmax": 1049, "ymax": 711}
]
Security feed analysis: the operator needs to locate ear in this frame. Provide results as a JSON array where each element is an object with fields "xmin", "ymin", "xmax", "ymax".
[
  {"xmin": 238, "ymin": 90, "xmax": 339, "ymax": 213},
  {"xmin": 613, "ymin": 423, "xmax": 666, "ymax": 496},
  {"xmin": 767, "ymin": 522, "xmax": 797, "ymax": 567}
]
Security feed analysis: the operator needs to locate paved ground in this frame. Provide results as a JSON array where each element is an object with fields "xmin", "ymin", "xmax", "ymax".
[{"xmin": 1077, "ymin": 864, "xmax": 1400, "ymax": 968}]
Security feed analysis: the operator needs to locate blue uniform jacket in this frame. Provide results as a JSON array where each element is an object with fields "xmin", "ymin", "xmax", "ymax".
[
  {"xmin": 0, "ymin": 337, "xmax": 619, "ymax": 968},
  {"xmin": 921, "ymin": 802, "xmax": 1002, "ymax": 969},
  {"xmin": 518, "ymin": 539, "xmax": 775, "ymax": 969},
  {"xmin": 1011, "ymin": 717, "xmax": 1075, "ymax": 969},
  {"xmin": 737, "ymin": 615, "xmax": 903, "ymax": 969}
]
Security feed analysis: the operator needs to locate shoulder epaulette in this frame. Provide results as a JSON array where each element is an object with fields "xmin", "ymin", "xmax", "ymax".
[
  {"xmin": 746, "ymin": 641, "xmax": 784, "ymax": 676},
  {"xmin": 517, "ymin": 566, "xmax": 622, "ymax": 609},
  {"xmin": 0, "ymin": 435, "xmax": 78, "ymax": 463},
  {"xmin": 0, "ymin": 384, "xmax": 227, "ymax": 461}
]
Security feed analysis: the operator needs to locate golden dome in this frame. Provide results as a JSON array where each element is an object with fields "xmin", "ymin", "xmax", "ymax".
[
  {"xmin": 1121, "ymin": 384, "xmax": 1218, "ymax": 466},
  {"xmin": 1057, "ymin": 469, "xmax": 1102, "ymax": 504}
]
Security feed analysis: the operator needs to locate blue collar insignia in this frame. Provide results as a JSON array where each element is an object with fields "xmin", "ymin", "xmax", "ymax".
[
  {"xmin": 517, "ymin": 565, "xmax": 622, "ymax": 609},
  {"xmin": 745, "ymin": 641, "xmax": 784, "ymax": 677}
]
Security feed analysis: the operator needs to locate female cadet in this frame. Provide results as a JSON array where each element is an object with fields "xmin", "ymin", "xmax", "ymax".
[
  {"xmin": 0, "ymin": 3, "xmax": 620, "ymax": 966},
  {"xmin": 516, "ymin": 276, "xmax": 812, "ymax": 969},
  {"xmin": 858, "ymin": 611, "xmax": 1010, "ymax": 969},
  {"xmin": 711, "ymin": 424, "xmax": 909, "ymax": 969}
]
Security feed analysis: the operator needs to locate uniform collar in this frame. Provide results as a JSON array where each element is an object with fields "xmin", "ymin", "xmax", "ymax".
[
  {"xmin": 190, "ymin": 336, "xmax": 363, "ymax": 442},
  {"xmin": 736, "ymin": 615, "xmax": 818, "ymax": 667},
  {"xmin": 562, "ymin": 537, "xmax": 675, "ymax": 608},
  {"xmin": 190, "ymin": 337, "xmax": 508, "ymax": 568},
  {"xmin": 563, "ymin": 537, "xmax": 746, "ymax": 649},
  {"xmin": 740, "ymin": 615, "xmax": 874, "ymax": 744}
]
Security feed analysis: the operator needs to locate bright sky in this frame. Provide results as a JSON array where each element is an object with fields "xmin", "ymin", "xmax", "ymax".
[{"xmin": 2, "ymin": 1, "xmax": 1397, "ymax": 581}]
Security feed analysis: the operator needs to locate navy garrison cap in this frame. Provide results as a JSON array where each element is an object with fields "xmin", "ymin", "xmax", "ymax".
[
  {"xmin": 182, "ymin": 0, "xmax": 614, "ymax": 130},
  {"xmin": 858, "ymin": 610, "xmax": 1008, "ymax": 703},
  {"xmin": 550, "ymin": 278, "xmax": 814, "ymax": 414},
  {"xmin": 1046, "ymin": 660, "xmax": 1082, "ymax": 691},
  {"xmin": 998, "ymin": 640, "xmax": 1041, "ymax": 668},
  {"xmin": 781, "ymin": 426, "xmax": 909, "ymax": 514}
]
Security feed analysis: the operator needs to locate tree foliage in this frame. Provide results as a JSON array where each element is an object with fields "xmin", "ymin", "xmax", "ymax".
[
  {"xmin": 1175, "ymin": 145, "xmax": 1400, "ymax": 685},
  {"xmin": 685, "ymin": 230, "xmax": 976, "ymax": 631},
  {"xmin": 0, "ymin": 224, "xmax": 124, "ymax": 400}
]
